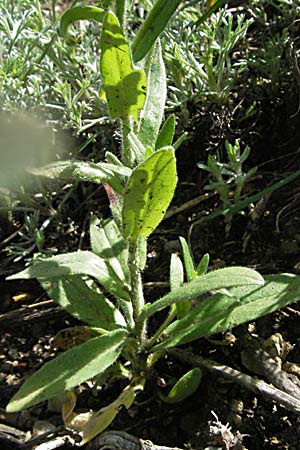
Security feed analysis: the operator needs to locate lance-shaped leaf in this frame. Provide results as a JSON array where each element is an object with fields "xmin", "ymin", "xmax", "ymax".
[
  {"xmin": 7, "ymin": 251, "xmax": 130, "ymax": 301},
  {"xmin": 170, "ymin": 253, "xmax": 189, "ymax": 318},
  {"xmin": 154, "ymin": 273, "xmax": 300, "ymax": 349},
  {"xmin": 122, "ymin": 148, "xmax": 177, "ymax": 240},
  {"xmin": 127, "ymin": 131, "xmax": 146, "ymax": 165},
  {"xmin": 100, "ymin": 11, "xmax": 147, "ymax": 121},
  {"xmin": 160, "ymin": 368, "xmax": 202, "ymax": 404},
  {"xmin": 6, "ymin": 329, "xmax": 128, "ymax": 413},
  {"xmin": 138, "ymin": 40, "xmax": 166, "ymax": 150},
  {"xmin": 155, "ymin": 114, "xmax": 176, "ymax": 150},
  {"xmin": 90, "ymin": 216, "xmax": 130, "ymax": 285},
  {"xmin": 179, "ymin": 236, "xmax": 196, "ymax": 282},
  {"xmin": 132, "ymin": 0, "xmax": 182, "ymax": 63},
  {"xmin": 139, "ymin": 267, "xmax": 264, "ymax": 323},
  {"xmin": 29, "ymin": 161, "xmax": 131, "ymax": 194},
  {"xmin": 60, "ymin": 5, "xmax": 105, "ymax": 37},
  {"xmin": 40, "ymin": 276, "xmax": 126, "ymax": 329}
]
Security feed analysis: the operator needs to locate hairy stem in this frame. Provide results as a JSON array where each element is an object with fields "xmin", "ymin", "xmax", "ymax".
[{"xmin": 128, "ymin": 239, "xmax": 146, "ymax": 339}]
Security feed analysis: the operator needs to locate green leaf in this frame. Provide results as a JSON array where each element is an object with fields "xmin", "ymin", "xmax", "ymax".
[
  {"xmin": 40, "ymin": 276, "xmax": 126, "ymax": 329},
  {"xmin": 179, "ymin": 237, "xmax": 196, "ymax": 282},
  {"xmin": 115, "ymin": 0, "xmax": 127, "ymax": 29},
  {"xmin": 156, "ymin": 273, "xmax": 300, "ymax": 349},
  {"xmin": 138, "ymin": 40, "xmax": 166, "ymax": 150},
  {"xmin": 60, "ymin": 5, "xmax": 105, "ymax": 37},
  {"xmin": 90, "ymin": 216, "xmax": 129, "ymax": 285},
  {"xmin": 122, "ymin": 148, "xmax": 177, "ymax": 240},
  {"xmin": 170, "ymin": 254, "xmax": 189, "ymax": 318},
  {"xmin": 29, "ymin": 161, "xmax": 131, "ymax": 194},
  {"xmin": 6, "ymin": 329, "xmax": 128, "ymax": 412},
  {"xmin": 127, "ymin": 131, "xmax": 146, "ymax": 164},
  {"xmin": 7, "ymin": 251, "xmax": 130, "ymax": 301},
  {"xmin": 155, "ymin": 114, "xmax": 176, "ymax": 150},
  {"xmin": 160, "ymin": 368, "xmax": 202, "ymax": 404},
  {"xmin": 132, "ymin": 0, "xmax": 181, "ymax": 63},
  {"xmin": 170, "ymin": 253, "xmax": 184, "ymax": 291},
  {"xmin": 196, "ymin": 254, "xmax": 209, "ymax": 276},
  {"xmin": 173, "ymin": 132, "xmax": 188, "ymax": 151},
  {"xmin": 139, "ymin": 267, "xmax": 264, "ymax": 323},
  {"xmin": 100, "ymin": 11, "xmax": 147, "ymax": 121}
]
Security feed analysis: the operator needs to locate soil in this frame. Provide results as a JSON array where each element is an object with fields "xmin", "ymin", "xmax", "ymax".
[{"xmin": 1, "ymin": 60, "xmax": 300, "ymax": 450}]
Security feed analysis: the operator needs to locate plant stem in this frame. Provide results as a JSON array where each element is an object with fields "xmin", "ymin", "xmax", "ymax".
[
  {"xmin": 142, "ymin": 307, "xmax": 175, "ymax": 350},
  {"xmin": 121, "ymin": 119, "xmax": 134, "ymax": 168},
  {"xmin": 128, "ymin": 239, "xmax": 146, "ymax": 339}
]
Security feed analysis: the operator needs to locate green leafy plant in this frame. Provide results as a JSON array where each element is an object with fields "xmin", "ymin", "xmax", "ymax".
[
  {"xmin": 198, "ymin": 139, "xmax": 257, "ymax": 232},
  {"xmin": 6, "ymin": 2, "xmax": 300, "ymax": 445},
  {"xmin": 164, "ymin": 6, "xmax": 252, "ymax": 110}
]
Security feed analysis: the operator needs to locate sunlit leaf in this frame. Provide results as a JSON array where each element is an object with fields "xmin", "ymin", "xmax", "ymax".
[
  {"xmin": 60, "ymin": 5, "xmax": 104, "ymax": 37},
  {"xmin": 8, "ymin": 251, "xmax": 130, "ymax": 301},
  {"xmin": 132, "ymin": 0, "xmax": 181, "ymax": 63},
  {"xmin": 122, "ymin": 148, "xmax": 177, "ymax": 240},
  {"xmin": 140, "ymin": 267, "xmax": 264, "ymax": 323},
  {"xmin": 100, "ymin": 11, "xmax": 147, "ymax": 121},
  {"xmin": 30, "ymin": 160, "xmax": 131, "ymax": 194},
  {"xmin": 156, "ymin": 273, "xmax": 300, "ymax": 348},
  {"xmin": 138, "ymin": 40, "xmax": 166, "ymax": 150}
]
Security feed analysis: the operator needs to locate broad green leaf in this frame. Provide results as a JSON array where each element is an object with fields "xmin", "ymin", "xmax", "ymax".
[
  {"xmin": 100, "ymin": 12, "xmax": 147, "ymax": 121},
  {"xmin": 179, "ymin": 237, "xmax": 196, "ymax": 282},
  {"xmin": 122, "ymin": 148, "xmax": 177, "ymax": 240},
  {"xmin": 90, "ymin": 216, "xmax": 131, "ymax": 315},
  {"xmin": 7, "ymin": 251, "xmax": 130, "ymax": 301},
  {"xmin": 90, "ymin": 216, "xmax": 129, "ymax": 280},
  {"xmin": 138, "ymin": 40, "xmax": 166, "ymax": 150},
  {"xmin": 155, "ymin": 273, "xmax": 300, "ymax": 349},
  {"xmin": 40, "ymin": 275, "xmax": 126, "ymax": 329},
  {"xmin": 60, "ymin": 5, "xmax": 105, "ymax": 37},
  {"xmin": 6, "ymin": 329, "xmax": 128, "ymax": 412},
  {"xmin": 155, "ymin": 114, "xmax": 176, "ymax": 150},
  {"xmin": 30, "ymin": 160, "xmax": 131, "ymax": 194},
  {"xmin": 160, "ymin": 368, "xmax": 202, "ymax": 404},
  {"xmin": 139, "ymin": 267, "xmax": 264, "ymax": 323},
  {"xmin": 132, "ymin": 0, "xmax": 182, "ymax": 63}
]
